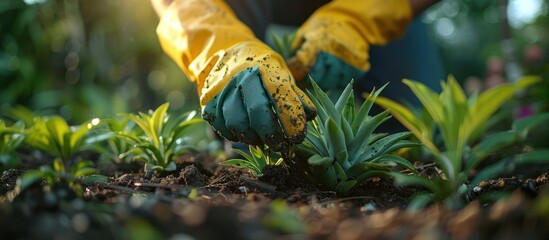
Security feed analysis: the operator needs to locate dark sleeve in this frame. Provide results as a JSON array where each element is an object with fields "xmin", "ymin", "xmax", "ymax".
[
  {"xmin": 225, "ymin": 0, "xmax": 329, "ymax": 40},
  {"xmin": 225, "ymin": 0, "xmax": 271, "ymax": 40},
  {"xmin": 270, "ymin": 0, "xmax": 329, "ymax": 26}
]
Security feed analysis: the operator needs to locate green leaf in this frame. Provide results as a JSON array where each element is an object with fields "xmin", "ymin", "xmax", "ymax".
[
  {"xmin": 340, "ymin": 115, "xmax": 354, "ymax": 149},
  {"xmin": 326, "ymin": 117, "xmax": 347, "ymax": 165},
  {"xmin": 347, "ymin": 162, "xmax": 390, "ymax": 177},
  {"xmin": 85, "ymin": 132, "xmax": 116, "ymax": 145},
  {"xmin": 375, "ymin": 96, "xmax": 437, "ymax": 153},
  {"xmin": 152, "ymin": 103, "xmax": 169, "ymax": 139},
  {"xmin": 220, "ymin": 146, "xmax": 282, "ymax": 177},
  {"xmin": 466, "ymin": 77, "xmax": 539, "ymax": 140},
  {"xmin": 515, "ymin": 150, "xmax": 549, "ymax": 165},
  {"xmin": 293, "ymin": 144, "xmax": 317, "ymax": 159},
  {"xmin": 353, "ymin": 84, "xmax": 387, "ymax": 131},
  {"xmin": 512, "ymin": 113, "xmax": 549, "ymax": 138},
  {"xmin": 164, "ymin": 161, "xmax": 177, "ymax": 172},
  {"xmin": 347, "ymin": 111, "xmax": 389, "ymax": 160},
  {"xmin": 403, "ymin": 79, "xmax": 445, "ymax": 130},
  {"xmin": 355, "ymin": 132, "xmax": 412, "ymax": 162},
  {"xmin": 128, "ymin": 114, "xmax": 155, "ymax": 145},
  {"xmin": 270, "ymin": 32, "xmax": 296, "ymax": 59},
  {"xmin": 311, "ymin": 80, "xmax": 340, "ymax": 124},
  {"xmin": 73, "ymin": 167, "xmax": 98, "ymax": 177},
  {"xmin": 342, "ymin": 90, "xmax": 356, "ymax": 123},
  {"xmin": 79, "ymin": 174, "xmax": 109, "ymax": 184},
  {"xmin": 307, "ymin": 89, "xmax": 329, "ymax": 125},
  {"xmin": 53, "ymin": 158, "xmax": 65, "ymax": 173},
  {"xmin": 44, "ymin": 116, "xmax": 69, "ymax": 158},
  {"xmin": 439, "ymin": 75, "xmax": 468, "ymax": 151},
  {"xmin": 307, "ymin": 154, "xmax": 332, "ymax": 168},
  {"xmin": 374, "ymin": 155, "xmax": 418, "ymax": 174},
  {"xmin": 335, "ymin": 180, "xmax": 357, "ymax": 195},
  {"xmin": 305, "ymin": 126, "xmax": 329, "ymax": 156},
  {"xmin": 70, "ymin": 122, "xmax": 92, "ymax": 154},
  {"xmin": 220, "ymin": 159, "xmax": 263, "ymax": 176},
  {"xmin": 334, "ymin": 81, "xmax": 354, "ymax": 113},
  {"xmin": 472, "ymin": 149, "xmax": 549, "ymax": 185},
  {"xmin": 391, "ymin": 172, "xmax": 442, "ymax": 194},
  {"xmin": 308, "ymin": 155, "xmax": 337, "ymax": 188},
  {"xmin": 19, "ymin": 169, "xmax": 46, "ymax": 190},
  {"xmin": 383, "ymin": 140, "xmax": 422, "ymax": 154},
  {"xmin": 469, "ymin": 131, "xmax": 517, "ymax": 168}
]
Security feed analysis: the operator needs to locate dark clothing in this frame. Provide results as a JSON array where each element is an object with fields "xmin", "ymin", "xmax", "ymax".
[{"xmin": 226, "ymin": 0, "xmax": 329, "ymax": 40}]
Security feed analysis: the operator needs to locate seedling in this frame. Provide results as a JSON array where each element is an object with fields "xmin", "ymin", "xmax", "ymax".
[
  {"xmin": 271, "ymin": 31, "xmax": 296, "ymax": 60},
  {"xmin": 375, "ymin": 75, "xmax": 549, "ymax": 209},
  {"xmin": 19, "ymin": 115, "xmax": 108, "ymax": 193},
  {"xmin": 0, "ymin": 120, "xmax": 25, "ymax": 171},
  {"xmin": 116, "ymin": 103, "xmax": 203, "ymax": 177},
  {"xmin": 96, "ymin": 115, "xmax": 138, "ymax": 164},
  {"xmin": 220, "ymin": 145, "xmax": 283, "ymax": 177},
  {"xmin": 292, "ymin": 80, "xmax": 419, "ymax": 195}
]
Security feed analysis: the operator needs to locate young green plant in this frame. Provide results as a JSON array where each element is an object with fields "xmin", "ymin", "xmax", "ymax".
[
  {"xmin": 220, "ymin": 145, "xmax": 283, "ymax": 177},
  {"xmin": 292, "ymin": 80, "xmax": 419, "ymax": 195},
  {"xmin": 95, "ymin": 115, "xmax": 138, "ymax": 164},
  {"xmin": 116, "ymin": 103, "xmax": 203, "ymax": 177},
  {"xmin": 0, "ymin": 120, "xmax": 25, "ymax": 171},
  {"xmin": 375, "ymin": 75, "xmax": 548, "ymax": 209},
  {"xmin": 20, "ymin": 115, "xmax": 108, "ymax": 193},
  {"xmin": 271, "ymin": 31, "xmax": 296, "ymax": 60}
]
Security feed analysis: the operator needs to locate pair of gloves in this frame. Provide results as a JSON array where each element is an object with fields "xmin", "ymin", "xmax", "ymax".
[{"xmin": 156, "ymin": 0, "xmax": 412, "ymax": 151}]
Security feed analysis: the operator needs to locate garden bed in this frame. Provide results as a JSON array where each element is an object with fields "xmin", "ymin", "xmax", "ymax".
[
  {"xmin": 2, "ymin": 78, "xmax": 549, "ymax": 239},
  {"xmin": 1, "ymin": 151, "xmax": 549, "ymax": 240}
]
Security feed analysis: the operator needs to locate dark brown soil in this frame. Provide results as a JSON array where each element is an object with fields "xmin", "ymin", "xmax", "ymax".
[{"xmin": 1, "ymin": 151, "xmax": 549, "ymax": 239}]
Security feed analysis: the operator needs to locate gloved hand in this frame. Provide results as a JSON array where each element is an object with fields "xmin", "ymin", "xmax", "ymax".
[
  {"xmin": 155, "ymin": 0, "xmax": 316, "ymax": 150},
  {"xmin": 289, "ymin": 0, "xmax": 413, "ymax": 90}
]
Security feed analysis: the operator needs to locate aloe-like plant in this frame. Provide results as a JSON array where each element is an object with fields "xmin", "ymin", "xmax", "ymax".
[
  {"xmin": 271, "ymin": 31, "xmax": 296, "ymax": 60},
  {"xmin": 116, "ymin": 103, "xmax": 203, "ymax": 177},
  {"xmin": 375, "ymin": 75, "xmax": 548, "ymax": 209},
  {"xmin": 0, "ymin": 120, "xmax": 26, "ymax": 171},
  {"xmin": 20, "ymin": 115, "xmax": 108, "ymax": 193},
  {"xmin": 220, "ymin": 145, "xmax": 283, "ymax": 177},
  {"xmin": 292, "ymin": 80, "xmax": 419, "ymax": 195}
]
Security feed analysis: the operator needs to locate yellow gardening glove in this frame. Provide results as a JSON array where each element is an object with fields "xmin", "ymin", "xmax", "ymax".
[
  {"xmin": 155, "ymin": 0, "xmax": 316, "ymax": 150},
  {"xmin": 289, "ymin": 0, "xmax": 413, "ymax": 90}
]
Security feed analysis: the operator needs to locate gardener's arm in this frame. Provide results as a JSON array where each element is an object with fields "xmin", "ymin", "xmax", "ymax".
[
  {"xmin": 151, "ymin": 0, "xmax": 316, "ymax": 151},
  {"xmin": 288, "ymin": 0, "xmax": 441, "ymax": 88}
]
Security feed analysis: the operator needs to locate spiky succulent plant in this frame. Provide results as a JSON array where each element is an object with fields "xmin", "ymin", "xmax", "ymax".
[{"xmin": 292, "ymin": 80, "xmax": 419, "ymax": 195}]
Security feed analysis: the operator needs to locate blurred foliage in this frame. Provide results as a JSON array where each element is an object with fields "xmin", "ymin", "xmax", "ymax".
[
  {"xmin": 422, "ymin": 0, "xmax": 548, "ymax": 82},
  {"xmin": 0, "ymin": 0, "xmax": 198, "ymax": 123}
]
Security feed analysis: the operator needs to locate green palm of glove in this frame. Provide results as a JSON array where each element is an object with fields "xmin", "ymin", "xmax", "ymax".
[
  {"xmin": 202, "ymin": 66, "xmax": 316, "ymax": 151},
  {"xmin": 308, "ymin": 52, "xmax": 366, "ymax": 90}
]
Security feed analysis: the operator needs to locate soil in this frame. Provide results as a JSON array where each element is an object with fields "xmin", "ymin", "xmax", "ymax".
[{"xmin": 1, "ymin": 151, "xmax": 549, "ymax": 240}]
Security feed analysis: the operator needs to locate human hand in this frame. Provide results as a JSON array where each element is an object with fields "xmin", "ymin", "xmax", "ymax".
[
  {"xmin": 154, "ymin": 0, "xmax": 316, "ymax": 150},
  {"xmin": 201, "ymin": 41, "xmax": 316, "ymax": 151},
  {"xmin": 288, "ymin": 0, "xmax": 413, "ymax": 90},
  {"xmin": 288, "ymin": 14, "xmax": 369, "ymax": 90}
]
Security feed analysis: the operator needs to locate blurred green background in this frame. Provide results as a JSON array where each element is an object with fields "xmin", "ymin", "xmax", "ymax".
[{"xmin": 1, "ymin": 0, "xmax": 547, "ymax": 123}]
